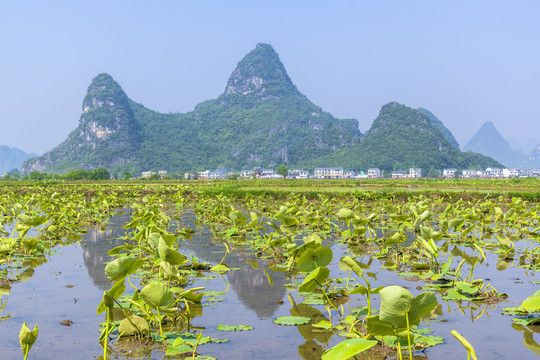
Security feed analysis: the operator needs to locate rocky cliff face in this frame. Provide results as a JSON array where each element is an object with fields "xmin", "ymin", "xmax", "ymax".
[{"xmin": 22, "ymin": 74, "xmax": 141, "ymax": 173}]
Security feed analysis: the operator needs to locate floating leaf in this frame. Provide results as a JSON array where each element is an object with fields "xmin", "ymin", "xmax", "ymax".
[
  {"xmin": 216, "ymin": 324, "xmax": 253, "ymax": 331},
  {"xmin": 273, "ymin": 316, "xmax": 310, "ymax": 326}
]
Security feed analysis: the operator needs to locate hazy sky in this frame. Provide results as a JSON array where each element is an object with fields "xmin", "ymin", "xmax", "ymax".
[{"xmin": 1, "ymin": 1, "xmax": 539, "ymax": 155}]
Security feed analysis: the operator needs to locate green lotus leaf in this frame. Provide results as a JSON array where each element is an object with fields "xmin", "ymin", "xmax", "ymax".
[
  {"xmin": 518, "ymin": 290, "xmax": 540, "ymax": 313},
  {"xmin": 19, "ymin": 322, "xmax": 38, "ymax": 357},
  {"xmin": 140, "ymin": 281, "xmax": 173, "ymax": 309},
  {"xmin": 216, "ymin": 324, "xmax": 253, "ymax": 331},
  {"xmin": 158, "ymin": 237, "xmax": 186, "ymax": 265},
  {"xmin": 299, "ymin": 266, "xmax": 330, "ymax": 293},
  {"xmin": 118, "ymin": 315, "xmax": 149, "ymax": 337},
  {"xmin": 337, "ymin": 208, "xmax": 354, "ymax": 220},
  {"xmin": 321, "ymin": 338, "xmax": 378, "ymax": 360},
  {"xmin": 96, "ymin": 279, "xmax": 126, "ymax": 315},
  {"xmin": 340, "ymin": 256, "xmax": 364, "ymax": 278},
  {"xmin": 273, "ymin": 316, "xmax": 310, "ymax": 326},
  {"xmin": 379, "ymin": 285, "xmax": 414, "ymax": 330},
  {"xmin": 408, "ymin": 291, "xmax": 438, "ymax": 326},
  {"xmin": 365, "ymin": 315, "xmax": 395, "ymax": 336},
  {"xmin": 104, "ymin": 256, "xmax": 144, "ymax": 282},
  {"xmin": 297, "ymin": 246, "xmax": 333, "ymax": 272},
  {"xmin": 211, "ymin": 264, "xmax": 230, "ymax": 274}
]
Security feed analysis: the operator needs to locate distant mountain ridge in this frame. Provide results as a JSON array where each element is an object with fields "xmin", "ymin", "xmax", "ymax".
[
  {"xmin": 464, "ymin": 121, "xmax": 525, "ymax": 168},
  {"xmin": 0, "ymin": 146, "xmax": 36, "ymax": 174},
  {"xmin": 22, "ymin": 43, "xmax": 501, "ymax": 175},
  {"xmin": 304, "ymin": 102, "xmax": 500, "ymax": 173}
]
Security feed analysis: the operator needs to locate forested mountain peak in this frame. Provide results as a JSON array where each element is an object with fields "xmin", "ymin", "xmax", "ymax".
[
  {"xmin": 416, "ymin": 108, "xmax": 460, "ymax": 150},
  {"xmin": 223, "ymin": 43, "xmax": 297, "ymax": 99}
]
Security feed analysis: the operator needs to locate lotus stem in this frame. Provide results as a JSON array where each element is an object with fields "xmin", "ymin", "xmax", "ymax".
[
  {"xmin": 104, "ymin": 311, "xmax": 109, "ymax": 360},
  {"xmin": 126, "ymin": 275, "xmax": 138, "ymax": 291},
  {"xmin": 451, "ymin": 330, "xmax": 478, "ymax": 360},
  {"xmin": 192, "ymin": 329, "xmax": 204, "ymax": 360},
  {"xmin": 156, "ymin": 308, "xmax": 165, "ymax": 340},
  {"xmin": 23, "ymin": 346, "xmax": 29, "ymax": 360},
  {"xmin": 406, "ymin": 312, "xmax": 413, "ymax": 359}
]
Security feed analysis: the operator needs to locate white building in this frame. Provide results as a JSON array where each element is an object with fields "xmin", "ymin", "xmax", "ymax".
[
  {"xmin": 409, "ymin": 168, "xmax": 422, "ymax": 178},
  {"xmin": 344, "ymin": 170, "xmax": 356, "ymax": 178},
  {"xmin": 198, "ymin": 170, "xmax": 211, "ymax": 179},
  {"xmin": 240, "ymin": 170, "xmax": 254, "ymax": 178},
  {"xmin": 314, "ymin": 167, "xmax": 344, "ymax": 179},
  {"xmin": 462, "ymin": 169, "xmax": 476, "ymax": 178},
  {"xmin": 502, "ymin": 168, "xmax": 519, "ymax": 178},
  {"xmin": 443, "ymin": 169, "xmax": 457, "ymax": 178},
  {"xmin": 392, "ymin": 171, "xmax": 407, "ymax": 179},
  {"xmin": 141, "ymin": 171, "xmax": 156, "ymax": 179},
  {"xmin": 288, "ymin": 169, "xmax": 310, "ymax": 179},
  {"xmin": 367, "ymin": 168, "xmax": 381, "ymax": 179}
]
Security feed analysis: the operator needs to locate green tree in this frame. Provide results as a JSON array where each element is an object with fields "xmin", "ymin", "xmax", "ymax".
[
  {"xmin": 123, "ymin": 171, "xmax": 132, "ymax": 180},
  {"xmin": 276, "ymin": 164, "xmax": 288, "ymax": 178}
]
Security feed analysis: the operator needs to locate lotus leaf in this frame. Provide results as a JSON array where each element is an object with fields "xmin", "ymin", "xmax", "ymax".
[
  {"xmin": 118, "ymin": 315, "xmax": 149, "ymax": 337},
  {"xmin": 158, "ymin": 237, "xmax": 186, "ymax": 265},
  {"xmin": 273, "ymin": 316, "xmax": 310, "ymax": 326},
  {"xmin": 337, "ymin": 208, "xmax": 354, "ymax": 220},
  {"xmin": 216, "ymin": 324, "xmax": 253, "ymax": 331},
  {"xmin": 19, "ymin": 322, "xmax": 38, "ymax": 358},
  {"xmin": 140, "ymin": 281, "xmax": 173, "ymax": 309},
  {"xmin": 340, "ymin": 256, "xmax": 364, "ymax": 278},
  {"xmin": 104, "ymin": 256, "xmax": 144, "ymax": 282},
  {"xmin": 297, "ymin": 246, "xmax": 333, "ymax": 272},
  {"xmin": 321, "ymin": 338, "xmax": 378, "ymax": 360},
  {"xmin": 96, "ymin": 279, "xmax": 126, "ymax": 315},
  {"xmin": 299, "ymin": 266, "xmax": 330, "ymax": 293}
]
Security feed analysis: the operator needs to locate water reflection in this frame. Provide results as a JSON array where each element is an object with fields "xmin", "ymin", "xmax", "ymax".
[{"xmin": 81, "ymin": 212, "xmax": 130, "ymax": 290}]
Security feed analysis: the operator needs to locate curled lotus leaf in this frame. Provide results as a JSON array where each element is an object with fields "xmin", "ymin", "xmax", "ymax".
[
  {"xmin": 337, "ymin": 208, "xmax": 354, "ymax": 220},
  {"xmin": 299, "ymin": 266, "xmax": 330, "ymax": 293},
  {"xmin": 140, "ymin": 281, "xmax": 173, "ymax": 309},
  {"xmin": 118, "ymin": 315, "xmax": 149, "ymax": 337},
  {"xmin": 19, "ymin": 322, "xmax": 39, "ymax": 357}
]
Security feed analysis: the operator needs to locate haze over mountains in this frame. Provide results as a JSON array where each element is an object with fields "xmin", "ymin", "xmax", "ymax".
[
  {"xmin": 17, "ymin": 43, "xmax": 525, "ymax": 175},
  {"xmin": 464, "ymin": 121, "xmax": 540, "ymax": 169},
  {"xmin": 0, "ymin": 146, "xmax": 36, "ymax": 175}
]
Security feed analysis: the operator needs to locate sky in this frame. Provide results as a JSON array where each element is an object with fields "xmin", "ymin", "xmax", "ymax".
[{"xmin": 1, "ymin": 0, "xmax": 539, "ymax": 155}]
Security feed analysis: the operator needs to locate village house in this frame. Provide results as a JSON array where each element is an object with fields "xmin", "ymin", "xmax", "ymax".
[
  {"xmin": 409, "ymin": 168, "xmax": 422, "ymax": 178},
  {"xmin": 442, "ymin": 169, "xmax": 457, "ymax": 178},
  {"xmin": 288, "ymin": 169, "xmax": 310, "ymax": 179},
  {"xmin": 392, "ymin": 171, "xmax": 407, "ymax": 179},
  {"xmin": 462, "ymin": 169, "xmax": 476, "ymax": 178},
  {"xmin": 314, "ymin": 167, "xmax": 344, "ymax": 179},
  {"xmin": 367, "ymin": 168, "xmax": 381, "ymax": 179}
]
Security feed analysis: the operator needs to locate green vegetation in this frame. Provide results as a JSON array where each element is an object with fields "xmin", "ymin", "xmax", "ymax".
[
  {"xmin": 21, "ymin": 44, "xmax": 500, "ymax": 176},
  {"xmin": 1, "ymin": 179, "xmax": 540, "ymax": 358}
]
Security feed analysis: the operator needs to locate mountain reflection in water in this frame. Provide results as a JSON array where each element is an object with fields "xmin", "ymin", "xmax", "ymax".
[
  {"xmin": 82, "ymin": 212, "xmax": 130, "ymax": 290},
  {"xmin": 82, "ymin": 210, "xmax": 287, "ymax": 318}
]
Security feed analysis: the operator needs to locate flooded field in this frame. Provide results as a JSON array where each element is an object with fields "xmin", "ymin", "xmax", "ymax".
[{"xmin": 1, "ymin": 181, "xmax": 540, "ymax": 359}]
